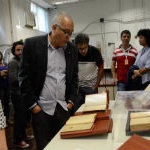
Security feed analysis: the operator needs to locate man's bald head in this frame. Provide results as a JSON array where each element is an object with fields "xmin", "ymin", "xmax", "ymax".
[
  {"xmin": 52, "ymin": 12, "xmax": 74, "ymax": 27},
  {"xmin": 50, "ymin": 12, "xmax": 74, "ymax": 48}
]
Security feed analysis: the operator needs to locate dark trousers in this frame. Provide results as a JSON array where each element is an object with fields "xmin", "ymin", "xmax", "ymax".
[
  {"xmin": 32, "ymin": 103, "xmax": 70, "ymax": 150},
  {"xmin": 0, "ymin": 88, "xmax": 10, "ymax": 120},
  {"xmin": 73, "ymin": 87, "xmax": 98, "ymax": 113},
  {"xmin": 11, "ymin": 92, "xmax": 30, "ymax": 144}
]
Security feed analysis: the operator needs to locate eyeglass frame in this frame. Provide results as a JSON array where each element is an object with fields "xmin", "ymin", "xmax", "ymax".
[
  {"xmin": 55, "ymin": 24, "xmax": 74, "ymax": 37},
  {"xmin": 78, "ymin": 46, "xmax": 89, "ymax": 51}
]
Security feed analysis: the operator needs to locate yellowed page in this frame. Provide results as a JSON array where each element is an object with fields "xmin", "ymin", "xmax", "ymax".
[
  {"xmin": 61, "ymin": 114, "xmax": 97, "ymax": 133},
  {"xmin": 84, "ymin": 105, "xmax": 106, "ymax": 112},
  {"xmin": 66, "ymin": 113, "xmax": 97, "ymax": 125},
  {"xmin": 84, "ymin": 92, "xmax": 107, "ymax": 112},
  {"xmin": 130, "ymin": 117, "xmax": 150, "ymax": 131},
  {"xmin": 145, "ymin": 84, "xmax": 150, "ymax": 91},
  {"xmin": 61, "ymin": 123, "xmax": 93, "ymax": 133},
  {"xmin": 131, "ymin": 112, "xmax": 150, "ymax": 119}
]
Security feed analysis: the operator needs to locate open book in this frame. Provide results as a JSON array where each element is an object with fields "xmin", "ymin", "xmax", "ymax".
[
  {"xmin": 84, "ymin": 92, "xmax": 107, "ymax": 112},
  {"xmin": 61, "ymin": 113, "xmax": 97, "ymax": 133},
  {"xmin": 145, "ymin": 84, "xmax": 150, "ymax": 91},
  {"xmin": 130, "ymin": 112, "xmax": 150, "ymax": 132}
]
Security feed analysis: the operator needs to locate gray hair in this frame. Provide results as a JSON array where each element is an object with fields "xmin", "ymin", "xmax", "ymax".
[{"xmin": 52, "ymin": 12, "xmax": 73, "ymax": 26}]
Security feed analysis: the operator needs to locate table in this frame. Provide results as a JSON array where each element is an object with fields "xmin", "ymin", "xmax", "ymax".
[
  {"xmin": 44, "ymin": 97, "xmax": 150, "ymax": 150},
  {"xmin": 44, "ymin": 101, "xmax": 121, "ymax": 150}
]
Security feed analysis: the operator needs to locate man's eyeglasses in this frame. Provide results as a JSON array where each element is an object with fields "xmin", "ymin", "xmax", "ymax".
[
  {"xmin": 78, "ymin": 46, "xmax": 88, "ymax": 51},
  {"xmin": 55, "ymin": 24, "xmax": 74, "ymax": 37}
]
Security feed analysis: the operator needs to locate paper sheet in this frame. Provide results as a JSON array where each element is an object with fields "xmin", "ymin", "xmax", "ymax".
[{"xmin": 84, "ymin": 92, "xmax": 107, "ymax": 112}]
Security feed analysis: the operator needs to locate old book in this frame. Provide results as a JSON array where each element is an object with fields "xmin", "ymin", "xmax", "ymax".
[
  {"xmin": 84, "ymin": 92, "xmax": 107, "ymax": 112},
  {"xmin": 60, "ymin": 111, "xmax": 112, "ymax": 139},
  {"xmin": 130, "ymin": 112, "xmax": 150, "ymax": 131},
  {"xmin": 61, "ymin": 113, "xmax": 97, "ymax": 133},
  {"xmin": 130, "ymin": 112, "xmax": 150, "ymax": 119},
  {"xmin": 117, "ymin": 134, "xmax": 150, "ymax": 150}
]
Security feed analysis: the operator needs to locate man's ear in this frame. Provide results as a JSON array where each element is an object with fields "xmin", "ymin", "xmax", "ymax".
[{"xmin": 52, "ymin": 24, "xmax": 57, "ymax": 31}]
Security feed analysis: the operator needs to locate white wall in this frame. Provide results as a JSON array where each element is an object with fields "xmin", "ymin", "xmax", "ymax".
[
  {"xmin": 11, "ymin": 0, "xmax": 49, "ymax": 41},
  {"xmin": 0, "ymin": 0, "xmax": 50, "ymax": 46},
  {"xmin": 0, "ymin": 0, "xmax": 12, "ymax": 46},
  {"xmin": 1, "ymin": 0, "xmax": 150, "ymax": 67},
  {"xmin": 49, "ymin": 0, "xmax": 150, "ymax": 68},
  {"xmin": 0, "ymin": 0, "xmax": 51, "ymax": 63}
]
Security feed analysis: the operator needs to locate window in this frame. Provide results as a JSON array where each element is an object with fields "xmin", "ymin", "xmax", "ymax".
[{"xmin": 31, "ymin": 2, "xmax": 49, "ymax": 32}]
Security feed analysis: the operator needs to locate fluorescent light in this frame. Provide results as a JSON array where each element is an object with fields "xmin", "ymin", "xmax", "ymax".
[
  {"xmin": 52, "ymin": 0, "xmax": 79, "ymax": 5},
  {"xmin": 16, "ymin": 25, "xmax": 23, "ymax": 29}
]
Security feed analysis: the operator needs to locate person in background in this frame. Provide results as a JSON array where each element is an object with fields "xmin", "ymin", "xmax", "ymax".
[
  {"xmin": 0, "ymin": 99, "xmax": 8, "ymax": 150},
  {"xmin": 132, "ymin": 29, "xmax": 150, "ymax": 90},
  {"xmin": 8, "ymin": 41, "xmax": 34, "ymax": 149},
  {"xmin": 19, "ymin": 13, "xmax": 78, "ymax": 150},
  {"xmin": 73, "ymin": 33, "xmax": 104, "ymax": 113},
  {"xmin": 0, "ymin": 51, "xmax": 9, "ymax": 123},
  {"xmin": 111, "ymin": 30, "xmax": 138, "ymax": 91}
]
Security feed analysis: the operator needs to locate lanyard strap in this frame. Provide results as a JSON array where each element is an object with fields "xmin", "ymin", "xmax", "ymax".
[{"xmin": 121, "ymin": 46, "xmax": 131, "ymax": 59}]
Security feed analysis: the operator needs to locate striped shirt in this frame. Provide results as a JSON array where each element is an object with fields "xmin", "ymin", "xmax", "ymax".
[
  {"xmin": 78, "ymin": 45, "xmax": 103, "ymax": 88},
  {"xmin": 112, "ymin": 45, "xmax": 138, "ymax": 83},
  {"xmin": 78, "ymin": 62, "xmax": 98, "ymax": 87}
]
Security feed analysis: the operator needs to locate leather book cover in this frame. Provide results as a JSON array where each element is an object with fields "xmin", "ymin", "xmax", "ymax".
[
  {"xmin": 117, "ymin": 134, "xmax": 150, "ymax": 150},
  {"xmin": 60, "ymin": 111, "xmax": 112, "ymax": 139}
]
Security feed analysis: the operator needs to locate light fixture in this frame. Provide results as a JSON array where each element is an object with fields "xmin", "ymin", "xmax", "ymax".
[{"xmin": 51, "ymin": 0, "xmax": 80, "ymax": 5}]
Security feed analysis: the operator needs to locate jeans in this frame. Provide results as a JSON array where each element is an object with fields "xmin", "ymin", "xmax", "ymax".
[{"xmin": 117, "ymin": 82, "xmax": 128, "ymax": 91}]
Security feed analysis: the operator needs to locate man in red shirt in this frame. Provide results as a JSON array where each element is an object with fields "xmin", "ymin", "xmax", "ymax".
[{"xmin": 111, "ymin": 30, "xmax": 138, "ymax": 91}]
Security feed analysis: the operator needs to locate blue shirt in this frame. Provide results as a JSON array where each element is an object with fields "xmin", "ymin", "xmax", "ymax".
[
  {"xmin": 37, "ymin": 36, "xmax": 68, "ymax": 116},
  {"xmin": 134, "ymin": 46, "xmax": 150, "ymax": 84},
  {"xmin": 0, "ymin": 64, "xmax": 8, "ymax": 89}
]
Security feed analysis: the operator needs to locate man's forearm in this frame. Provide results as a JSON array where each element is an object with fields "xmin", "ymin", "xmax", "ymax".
[
  {"xmin": 139, "ymin": 67, "xmax": 149, "ymax": 75},
  {"xmin": 111, "ymin": 65, "xmax": 117, "ymax": 79},
  {"xmin": 95, "ymin": 67, "xmax": 104, "ymax": 86}
]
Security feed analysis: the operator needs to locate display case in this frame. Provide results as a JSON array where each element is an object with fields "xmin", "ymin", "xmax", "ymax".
[{"xmin": 112, "ymin": 91, "xmax": 150, "ymax": 143}]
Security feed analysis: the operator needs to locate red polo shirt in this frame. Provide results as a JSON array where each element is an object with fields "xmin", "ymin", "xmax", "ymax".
[{"xmin": 112, "ymin": 45, "xmax": 138, "ymax": 83}]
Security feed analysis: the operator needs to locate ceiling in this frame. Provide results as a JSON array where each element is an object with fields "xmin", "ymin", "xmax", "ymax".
[{"xmin": 31, "ymin": 0, "xmax": 88, "ymax": 8}]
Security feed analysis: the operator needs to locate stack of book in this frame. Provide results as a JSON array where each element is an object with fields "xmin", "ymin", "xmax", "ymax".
[
  {"xmin": 126, "ymin": 111, "xmax": 150, "ymax": 135},
  {"xmin": 60, "ymin": 90, "xmax": 113, "ymax": 139}
]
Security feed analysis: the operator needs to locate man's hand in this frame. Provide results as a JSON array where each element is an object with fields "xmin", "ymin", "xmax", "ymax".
[
  {"xmin": 31, "ymin": 105, "xmax": 41, "ymax": 114},
  {"xmin": 132, "ymin": 70, "xmax": 142, "ymax": 79},
  {"xmin": 67, "ymin": 102, "xmax": 73, "ymax": 110},
  {"xmin": 113, "ymin": 78, "xmax": 118, "ymax": 85},
  {"xmin": 132, "ymin": 74, "xmax": 137, "ymax": 79},
  {"xmin": 93, "ymin": 84, "xmax": 99, "ymax": 91},
  {"xmin": 1, "ymin": 70, "xmax": 8, "ymax": 77}
]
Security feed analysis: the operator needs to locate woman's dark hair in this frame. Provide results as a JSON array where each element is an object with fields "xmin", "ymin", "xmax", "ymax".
[
  {"xmin": 75, "ymin": 33, "xmax": 89, "ymax": 45},
  {"xmin": 121, "ymin": 30, "xmax": 131, "ymax": 38},
  {"xmin": 0, "ymin": 51, "xmax": 3, "ymax": 61},
  {"xmin": 137, "ymin": 29, "xmax": 150, "ymax": 47},
  {"xmin": 11, "ymin": 40, "xmax": 23, "ymax": 55}
]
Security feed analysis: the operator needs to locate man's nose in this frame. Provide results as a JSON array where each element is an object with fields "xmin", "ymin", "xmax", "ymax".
[{"xmin": 66, "ymin": 35, "xmax": 71, "ymax": 41}]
